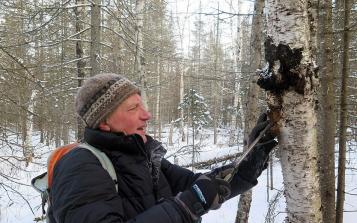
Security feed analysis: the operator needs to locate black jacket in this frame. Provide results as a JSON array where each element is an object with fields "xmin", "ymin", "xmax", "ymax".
[{"xmin": 49, "ymin": 128, "xmax": 255, "ymax": 223}]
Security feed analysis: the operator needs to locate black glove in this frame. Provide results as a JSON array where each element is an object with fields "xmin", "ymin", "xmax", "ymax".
[
  {"xmin": 206, "ymin": 164, "xmax": 235, "ymax": 180},
  {"xmin": 206, "ymin": 164, "xmax": 258, "ymax": 197},
  {"xmin": 237, "ymin": 113, "xmax": 278, "ymax": 183},
  {"xmin": 174, "ymin": 175, "xmax": 231, "ymax": 220}
]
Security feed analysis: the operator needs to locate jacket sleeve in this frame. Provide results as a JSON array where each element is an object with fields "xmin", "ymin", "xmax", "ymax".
[
  {"xmin": 51, "ymin": 148, "xmax": 193, "ymax": 223},
  {"xmin": 229, "ymin": 173, "xmax": 257, "ymax": 198},
  {"xmin": 160, "ymin": 158, "xmax": 201, "ymax": 195}
]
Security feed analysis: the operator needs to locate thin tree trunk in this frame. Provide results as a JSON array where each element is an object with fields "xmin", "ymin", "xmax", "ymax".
[
  {"xmin": 75, "ymin": 0, "xmax": 86, "ymax": 139},
  {"xmin": 269, "ymin": 157, "xmax": 273, "ymax": 189},
  {"xmin": 34, "ymin": 0, "xmax": 45, "ymax": 144},
  {"xmin": 191, "ymin": 99, "xmax": 195, "ymax": 172},
  {"xmin": 213, "ymin": 3, "xmax": 220, "ymax": 145},
  {"xmin": 175, "ymin": 0, "xmax": 188, "ymax": 142},
  {"xmin": 90, "ymin": 0, "xmax": 101, "ymax": 76},
  {"xmin": 197, "ymin": 0, "xmax": 202, "ymax": 93},
  {"xmin": 135, "ymin": 0, "xmax": 148, "ymax": 107},
  {"xmin": 229, "ymin": 0, "xmax": 243, "ymax": 146},
  {"xmin": 236, "ymin": 192, "xmax": 252, "ymax": 223},
  {"xmin": 267, "ymin": 162, "xmax": 270, "ymax": 202},
  {"xmin": 317, "ymin": 0, "xmax": 336, "ymax": 222},
  {"xmin": 154, "ymin": 56, "xmax": 162, "ymax": 139},
  {"xmin": 235, "ymin": 0, "xmax": 264, "ymax": 221},
  {"xmin": 168, "ymin": 121, "xmax": 173, "ymax": 146},
  {"xmin": 335, "ymin": 0, "xmax": 351, "ymax": 222},
  {"xmin": 23, "ymin": 89, "xmax": 38, "ymax": 166},
  {"xmin": 180, "ymin": 65, "xmax": 185, "ymax": 142}
]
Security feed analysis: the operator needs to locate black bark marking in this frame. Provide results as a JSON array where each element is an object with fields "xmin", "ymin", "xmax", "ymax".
[{"xmin": 258, "ymin": 37, "xmax": 306, "ymax": 94}]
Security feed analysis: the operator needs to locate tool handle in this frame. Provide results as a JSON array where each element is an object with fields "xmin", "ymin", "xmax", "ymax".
[{"xmin": 224, "ymin": 122, "xmax": 273, "ymax": 182}]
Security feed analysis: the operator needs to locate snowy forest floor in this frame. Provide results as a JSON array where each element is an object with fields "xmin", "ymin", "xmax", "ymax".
[{"xmin": 0, "ymin": 126, "xmax": 356, "ymax": 222}]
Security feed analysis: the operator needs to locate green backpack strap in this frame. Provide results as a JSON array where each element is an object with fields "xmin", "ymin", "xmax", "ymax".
[{"xmin": 79, "ymin": 143, "xmax": 118, "ymax": 192}]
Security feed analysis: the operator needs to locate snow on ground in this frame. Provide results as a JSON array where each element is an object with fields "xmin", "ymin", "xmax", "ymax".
[{"xmin": 0, "ymin": 127, "xmax": 356, "ymax": 222}]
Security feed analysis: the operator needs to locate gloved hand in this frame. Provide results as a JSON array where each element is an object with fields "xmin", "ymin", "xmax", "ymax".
[
  {"xmin": 237, "ymin": 113, "xmax": 278, "ymax": 183},
  {"xmin": 206, "ymin": 164, "xmax": 235, "ymax": 180},
  {"xmin": 174, "ymin": 175, "xmax": 231, "ymax": 220}
]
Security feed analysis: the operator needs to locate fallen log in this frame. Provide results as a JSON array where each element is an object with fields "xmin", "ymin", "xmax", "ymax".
[{"xmin": 182, "ymin": 151, "xmax": 243, "ymax": 169}]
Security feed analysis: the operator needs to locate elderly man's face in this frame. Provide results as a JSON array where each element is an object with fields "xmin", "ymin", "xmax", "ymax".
[{"xmin": 99, "ymin": 93, "xmax": 151, "ymax": 143}]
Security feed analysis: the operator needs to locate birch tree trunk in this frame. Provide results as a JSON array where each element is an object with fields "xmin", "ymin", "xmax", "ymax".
[
  {"xmin": 180, "ymin": 66, "xmax": 185, "ymax": 142},
  {"xmin": 23, "ymin": 89, "xmax": 38, "ymax": 166},
  {"xmin": 212, "ymin": 3, "xmax": 220, "ymax": 145},
  {"xmin": 258, "ymin": 0, "xmax": 322, "ymax": 222},
  {"xmin": 336, "ymin": 0, "xmax": 351, "ymax": 222},
  {"xmin": 228, "ymin": 0, "xmax": 244, "ymax": 147},
  {"xmin": 154, "ymin": 56, "xmax": 162, "ymax": 139},
  {"xmin": 197, "ymin": 0, "xmax": 203, "ymax": 94},
  {"xmin": 317, "ymin": 0, "xmax": 336, "ymax": 222},
  {"xmin": 134, "ymin": 0, "xmax": 148, "ymax": 107},
  {"xmin": 235, "ymin": 0, "xmax": 264, "ymax": 222},
  {"xmin": 90, "ymin": 0, "xmax": 101, "ymax": 76},
  {"xmin": 175, "ymin": 0, "xmax": 188, "ymax": 142}
]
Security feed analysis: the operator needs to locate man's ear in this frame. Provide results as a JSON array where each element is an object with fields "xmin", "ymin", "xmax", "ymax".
[{"xmin": 98, "ymin": 122, "xmax": 111, "ymax": 132}]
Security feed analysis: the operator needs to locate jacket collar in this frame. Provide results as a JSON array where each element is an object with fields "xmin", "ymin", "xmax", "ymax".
[
  {"xmin": 83, "ymin": 128, "xmax": 167, "ymax": 159},
  {"xmin": 145, "ymin": 135, "xmax": 167, "ymax": 166},
  {"xmin": 84, "ymin": 127, "xmax": 145, "ymax": 155}
]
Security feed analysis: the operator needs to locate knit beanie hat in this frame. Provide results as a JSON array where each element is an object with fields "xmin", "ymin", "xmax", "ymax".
[{"xmin": 75, "ymin": 73, "xmax": 140, "ymax": 129}]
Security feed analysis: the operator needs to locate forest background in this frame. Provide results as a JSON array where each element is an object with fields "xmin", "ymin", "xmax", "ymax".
[{"xmin": 0, "ymin": 0, "xmax": 356, "ymax": 222}]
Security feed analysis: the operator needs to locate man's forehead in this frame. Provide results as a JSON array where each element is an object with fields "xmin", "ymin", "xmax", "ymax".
[{"xmin": 121, "ymin": 94, "xmax": 142, "ymax": 106}]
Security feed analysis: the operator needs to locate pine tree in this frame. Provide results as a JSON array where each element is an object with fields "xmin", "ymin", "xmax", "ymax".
[
  {"xmin": 179, "ymin": 89, "xmax": 212, "ymax": 130},
  {"xmin": 178, "ymin": 89, "xmax": 212, "ymax": 169}
]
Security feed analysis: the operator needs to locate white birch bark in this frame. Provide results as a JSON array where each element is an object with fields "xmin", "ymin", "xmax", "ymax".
[
  {"xmin": 175, "ymin": 0, "xmax": 188, "ymax": 142},
  {"xmin": 235, "ymin": 0, "xmax": 244, "ymax": 131},
  {"xmin": 168, "ymin": 121, "xmax": 174, "ymax": 145},
  {"xmin": 212, "ymin": 2, "xmax": 220, "ymax": 145},
  {"xmin": 228, "ymin": 76, "xmax": 242, "ymax": 146},
  {"xmin": 180, "ymin": 66, "xmax": 185, "ymax": 142},
  {"xmin": 23, "ymin": 89, "xmax": 38, "ymax": 166},
  {"xmin": 154, "ymin": 56, "xmax": 161, "ymax": 139},
  {"xmin": 134, "ymin": 0, "xmax": 148, "ymax": 108},
  {"xmin": 277, "ymin": 92, "xmax": 321, "ymax": 223},
  {"xmin": 229, "ymin": 0, "xmax": 244, "ymax": 147},
  {"xmin": 259, "ymin": 0, "xmax": 322, "ymax": 222}
]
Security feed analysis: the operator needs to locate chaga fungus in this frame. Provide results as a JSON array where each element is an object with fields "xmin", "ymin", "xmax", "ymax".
[{"xmin": 257, "ymin": 37, "xmax": 306, "ymax": 95}]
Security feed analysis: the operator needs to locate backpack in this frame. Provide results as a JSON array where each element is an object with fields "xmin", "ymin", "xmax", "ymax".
[{"xmin": 31, "ymin": 142, "xmax": 118, "ymax": 222}]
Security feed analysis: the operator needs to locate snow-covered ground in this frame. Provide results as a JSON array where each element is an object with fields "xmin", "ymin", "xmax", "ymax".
[{"xmin": 0, "ymin": 127, "xmax": 356, "ymax": 222}]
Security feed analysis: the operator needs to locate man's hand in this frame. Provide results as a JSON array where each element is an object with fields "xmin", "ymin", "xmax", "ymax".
[
  {"xmin": 237, "ymin": 113, "xmax": 278, "ymax": 183},
  {"xmin": 174, "ymin": 175, "xmax": 231, "ymax": 220},
  {"xmin": 206, "ymin": 164, "xmax": 235, "ymax": 180}
]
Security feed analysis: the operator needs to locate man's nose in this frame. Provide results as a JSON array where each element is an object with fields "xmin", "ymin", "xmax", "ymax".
[{"xmin": 141, "ymin": 108, "xmax": 151, "ymax": 121}]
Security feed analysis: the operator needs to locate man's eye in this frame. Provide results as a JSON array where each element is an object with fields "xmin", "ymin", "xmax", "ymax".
[{"xmin": 128, "ymin": 105, "xmax": 138, "ymax": 111}]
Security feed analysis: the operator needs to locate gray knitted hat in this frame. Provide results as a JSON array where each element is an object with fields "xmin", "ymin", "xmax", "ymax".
[{"xmin": 75, "ymin": 73, "xmax": 140, "ymax": 128}]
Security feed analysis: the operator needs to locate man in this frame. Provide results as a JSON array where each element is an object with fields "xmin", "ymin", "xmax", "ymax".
[{"xmin": 49, "ymin": 73, "xmax": 277, "ymax": 223}]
